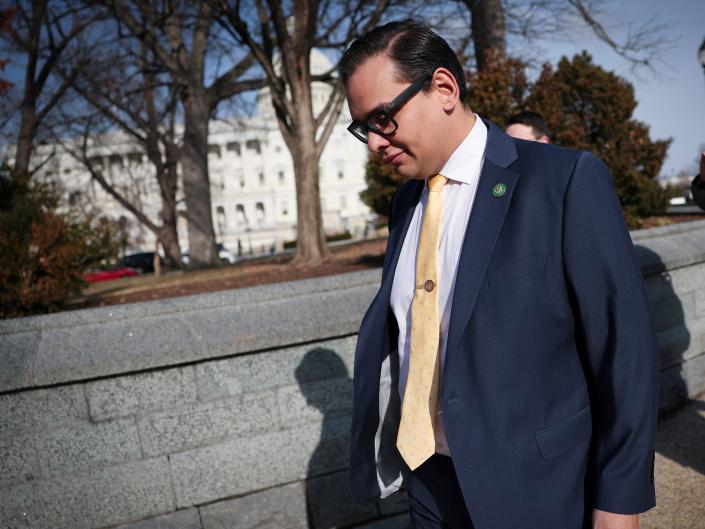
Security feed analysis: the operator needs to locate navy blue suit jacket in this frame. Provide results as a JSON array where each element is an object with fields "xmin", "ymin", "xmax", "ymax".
[{"xmin": 349, "ymin": 119, "xmax": 659, "ymax": 528}]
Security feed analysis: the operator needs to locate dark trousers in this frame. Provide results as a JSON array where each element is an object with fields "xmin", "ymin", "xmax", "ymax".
[{"xmin": 405, "ymin": 454, "xmax": 475, "ymax": 529}]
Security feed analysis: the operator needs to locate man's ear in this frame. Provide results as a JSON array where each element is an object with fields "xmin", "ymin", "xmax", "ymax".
[{"xmin": 430, "ymin": 67, "xmax": 460, "ymax": 112}]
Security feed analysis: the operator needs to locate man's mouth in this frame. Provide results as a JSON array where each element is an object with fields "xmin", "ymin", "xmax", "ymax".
[{"xmin": 383, "ymin": 151, "xmax": 402, "ymax": 165}]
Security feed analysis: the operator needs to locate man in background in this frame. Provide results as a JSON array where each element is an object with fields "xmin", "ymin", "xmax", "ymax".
[{"xmin": 505, "ymin": 111, "xmax": 551, "ymax": 143}]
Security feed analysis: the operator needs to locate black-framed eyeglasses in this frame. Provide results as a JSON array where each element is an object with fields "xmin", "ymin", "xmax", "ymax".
[{"xmin": 347, "ymin": 74, "xmax": 431, "ymax": 143}]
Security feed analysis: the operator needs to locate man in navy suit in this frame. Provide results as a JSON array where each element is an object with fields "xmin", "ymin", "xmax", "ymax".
[{"xmin": 339, "ymin": 20, "xmax": 659, "ymax": 529}]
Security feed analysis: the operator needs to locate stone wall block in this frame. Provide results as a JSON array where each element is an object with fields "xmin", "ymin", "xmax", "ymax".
[
  {"xmin": 690, "ymin": 318, "xmax": 705, "ymax": 359},
  {"xmin": 667, "ymin": 262, "xmax": 705, "ymax": 296},
  {"xmin": 0, "ymin": 331, "xmax": 37, "ymax": 391},
  {"xmin": 0, "ymin": 385, "xmax": 87, "ymax": 439},
  {"xmin": 683, "ymin": 352, "xmax": 705, "ymax": 398},
  {"xmin": 0, "ymin": 436, "xmax": 39, "ymax": 487},
  {"xmin": 86, "ymin": 367, "xmax": 198, "ymax": 422},
  {"xmin": 112, "ymin": 508, "xmax": 201, "ymax": 529},
  {"xmin": 36, "ymin": 417, "xmax": 142, "ymax": 476},
  {"xmin": 683, "ymin": 316, "xmax": 705, "ymax": 362},
  {"xmin": 695, "ymin": 290, "xmax": 705, "ymax": 318},
  {"xmin": 170, "ymin": 415, "xmax": 350, "ymax": 507},
  {"xmin": 277, "ymin": 377, "xmax": 352, "ymax": 428},
  {"xmin": 138, "ymin": 391, "xmax": 278, "ymax": 457},
  {"xmin": 0, "ymin": 457, "xmax": 174, "ymax": 529},
  {"xmin": 182, "ymin": 290, "xmax": 370, "ymax": 361},
  {"xmin": 306, "ymin": 470, "xmax": 377, "ymax": 529},
  {"xmin": 199, "ymin": 482, "xmax": 307, "ymax": 529},
  {"xmin": 34, "ymin": 315, "xmax": 195, "ymax": 386},
  {"xmin": 195, "ymin": 337, "xmax": 355, "ymax": 401},
  {"xmin": 0, "ymin": 272, "xmax": 380, "ymax": 392}
]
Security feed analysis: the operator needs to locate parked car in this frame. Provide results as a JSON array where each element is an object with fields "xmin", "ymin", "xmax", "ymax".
[
  {"xmin": 83, "ymin": 267, "xmax": 139, "ymax": 283},
  {"xmin": 217, "ymin": 243, "xmax": 236, "ymax": 264},
  {"xmin": 181, "ymin": 243, "xmax": 236, "ymax": 265},
  {"xmin": 118, "ymin": 252, "xmax": 162, "ymax": 273}
]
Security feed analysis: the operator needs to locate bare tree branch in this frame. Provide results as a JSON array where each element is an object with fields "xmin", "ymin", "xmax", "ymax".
[
  {"xmin": 567, "ymin": 0, "xmax": 675, "ymax": 71},
  {"xmin": 315, "ymin": 84, "xmax": 345, "ymax": 161}
]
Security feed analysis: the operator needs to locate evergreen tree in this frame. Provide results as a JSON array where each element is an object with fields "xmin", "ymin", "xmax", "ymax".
[
  {"xmin": 466, "ymin": 49, "xmax": 528, "ymax": 125},
  {"xmin": 526, "ymin": 52, "xmax": 669, "ymax": 227}
]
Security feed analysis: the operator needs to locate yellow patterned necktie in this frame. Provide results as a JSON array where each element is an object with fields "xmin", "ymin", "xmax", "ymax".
[{"xmin": 396, "ymin": 173, "xmax": 448, "ymax": 470}]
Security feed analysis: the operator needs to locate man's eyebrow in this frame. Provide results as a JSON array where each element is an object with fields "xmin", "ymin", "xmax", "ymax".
[{"xmin": 359, "ymin": 102, "xmax": 388, "ymax": 122}]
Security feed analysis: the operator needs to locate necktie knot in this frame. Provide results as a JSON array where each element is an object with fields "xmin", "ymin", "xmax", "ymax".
[{"xmin": 428, "ymin": 174, "xmax": 448, "ymax": 192}]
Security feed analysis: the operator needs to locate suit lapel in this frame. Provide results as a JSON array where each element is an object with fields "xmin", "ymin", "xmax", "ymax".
[{"xmin": 445, "ymin": 122, "xmax": 519, "ymax": 358}]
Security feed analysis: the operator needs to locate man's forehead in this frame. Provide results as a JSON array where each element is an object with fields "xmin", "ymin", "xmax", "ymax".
[
  {"xmin": 506, "ymin": 123, "xmax": 537, "ymax": 140},
  {"xmin": 345, "ymin": 55, "xmax": 401, "ymax": 116}
]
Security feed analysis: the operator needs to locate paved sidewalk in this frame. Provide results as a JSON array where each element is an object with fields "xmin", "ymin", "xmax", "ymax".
[{"xmin": 642, "ymin": 393, "xmax": 705, "ymax": 529}]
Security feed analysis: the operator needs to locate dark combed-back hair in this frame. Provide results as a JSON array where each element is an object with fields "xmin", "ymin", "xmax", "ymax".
[
  {"xmin": 339, "ymin": 19, "xmax": 469, "ymax": 107},
  {"xmin": 506, "ymin": 111, "xmax": 551, "ymax": 139}
]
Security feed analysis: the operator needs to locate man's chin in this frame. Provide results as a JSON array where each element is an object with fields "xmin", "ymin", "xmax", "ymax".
[{"xmin": 395, "ymin": 165, "xmax": 425, "ymax": 182}]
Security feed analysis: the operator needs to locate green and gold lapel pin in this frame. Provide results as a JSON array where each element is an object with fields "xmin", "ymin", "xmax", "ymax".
[{"xmin": 492, "ymin": 182, "xmax": 507, "ymax": 197}]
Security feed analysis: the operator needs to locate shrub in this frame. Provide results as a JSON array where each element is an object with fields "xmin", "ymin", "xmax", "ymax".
[{"xmin": 0, "ymin": 166, "xmax": 119, "ymax": 318}]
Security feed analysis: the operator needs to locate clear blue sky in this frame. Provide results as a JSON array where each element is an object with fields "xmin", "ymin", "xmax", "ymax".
[{"xmin": 521, "ymin": 0, "xmax": 705, "ymax": 177}]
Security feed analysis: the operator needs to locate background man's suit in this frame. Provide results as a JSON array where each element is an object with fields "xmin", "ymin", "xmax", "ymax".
[{"xmin": 349, "ymin": 119, "xmax": 659, "ymax": 528}]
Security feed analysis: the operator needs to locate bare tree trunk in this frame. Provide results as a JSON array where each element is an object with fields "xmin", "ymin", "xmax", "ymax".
[
  {"xmin": 153, "ymin": 239, "xmax": 161, "ymax": 277},
  {"xmin": 282, "ymin": 48, "xmax": 330, "ymax": 266},
  {"xmin": 158, "ymin": 223, "xmax": 181, "ymax": 268},
  {"xmin": 156, "ymin": 149, "xmax": 182, "ymax": 268},
  {"xmin": 14, "ymin": 104, "xmax": 36, "ymax": 175},
  {"xmin": 291, "ymin": 129, "xmax": 328, "ymax": 266},
  {"xmin": 463, "ymin": 0, "xmax": 506, "ymax": 71},
  {"xmin": 181, "ymin": 85, "xmax": 218, "ymax": 267},
  {"xmin": 157, "ymin": 177, "xmax": 181, "ymax": 268}
]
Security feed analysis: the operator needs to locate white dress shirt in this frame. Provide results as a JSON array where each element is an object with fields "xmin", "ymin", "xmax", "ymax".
[{"xmin": 390, "ymin": 115, "xmax": 487, "ymax": 456}]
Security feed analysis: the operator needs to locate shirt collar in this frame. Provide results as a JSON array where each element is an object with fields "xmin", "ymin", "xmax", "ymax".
[{"xmin": 435, "ymin": 114, "xmax": 487, "ymax": 186}]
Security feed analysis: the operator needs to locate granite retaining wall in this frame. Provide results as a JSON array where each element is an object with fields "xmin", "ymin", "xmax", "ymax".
[{"xmin": 1, "ymin": 219, "xmax": 705, "ymax": 529}]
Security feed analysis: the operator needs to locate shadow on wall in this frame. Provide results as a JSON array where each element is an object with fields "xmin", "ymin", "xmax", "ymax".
[
  {"xmin": 634, "ymin": 245, "xmax": 705, "ymax": 478},
  {"xmin": 295, "ymin": 347, "xmax": 409, "ymax": 529},
  {"xmin": 295, "ymin": 348, "xmax": 360, "ymax": 529}
]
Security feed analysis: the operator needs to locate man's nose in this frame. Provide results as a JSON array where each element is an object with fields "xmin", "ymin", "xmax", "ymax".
[{"xmin": 367, "ymin": 130, "xmax": 389, "ymax": 153}]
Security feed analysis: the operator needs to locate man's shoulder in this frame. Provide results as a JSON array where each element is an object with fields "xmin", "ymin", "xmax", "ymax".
[
  {"xmin": 482, "ymin": 118, "xmax": 585, "ymax": 181},
  {"xmin": 510, "ymin": 136, "xmax": 581, "ymax": 168},
  {"xmin": 505, "ymin": 137, "xmax": 604, "ymax": 190}
]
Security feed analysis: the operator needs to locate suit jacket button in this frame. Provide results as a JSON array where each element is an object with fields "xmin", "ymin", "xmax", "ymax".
[{"xmin": 462, "ymin": 465, "xmax": 471, "ymax": 471}]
